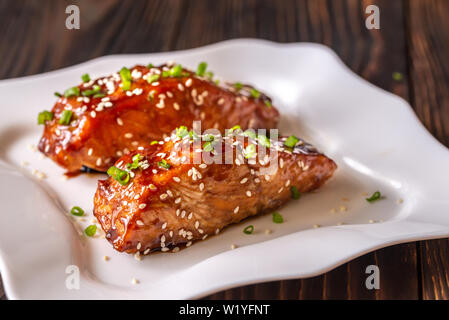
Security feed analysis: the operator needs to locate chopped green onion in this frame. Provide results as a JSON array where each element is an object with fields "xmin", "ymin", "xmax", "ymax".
[
  {"xmin": 205, "ymin": 71, "xmax": 214, "ymax": 79},
  {"xmin": 147, "ymin": 74, "xmax": 160, "ymax": 83},
  {"xmin": 243, "ymin": 225, "xmax": 254, "ymax": 234},
  {"xmin": 244, "ymin": 144, "xmax": 256, "ymax": 159},
  {"xmin": 54, "ymin": 92, "xmax": 62, "ymax": 97},
  {"xmin": 107, "ymin": 166, "xmax": 130, "ymax": 186},
  {"xmin": 189, "ymin": 130, "xmax": 199, "ymax": 140},
  {"xmin": 168, "ymin": 64, "xmax": 183, "ymax": 77},
  {"xmin": 81, "ymin": 85, "xmax": 101, "ymax": 96},
  {"xmin": 92, "ymin": 93, "xmax": 106, "ymax": 98},
  {"xmin": 127, "ymin": 153, "xmax": 142, "ymax": 170},
  {"xmin": 147, "ymin": 63, "xmax": 154, "ymax": 69},
  {"xmin": 38, "ymin": 110, "xmax": 54, "ymax": 125},
  {"xmin": 59, "ymin": 110, "xmax": 73, "ymax": 125},
  {"xmin": 150, "ymin": 140, "xmax": 159, "ymax": 145},
  {"xmin": 158, "ymin": 159, "xmax": 171, "ymax": 169},
  {"xmin": 257, "ymin": 134, "xmax": 271, "ymax": 148},
  {"xmin": 214, "ymin": 79, "xmax": 220, "ymax": 85},
  {"xmin": 250, "ymin": 88, "xmax": 260, "ymax": 99},
  {"xmin": 366, "ymin": 191, "xmax": 382, "ymax": 203},
  {"xmin": 196, "ymin": 62, "xmax": 207, "ymax": 77},
  {"xmin": 81, "ymin": 73, "xmax": 91, "ymax": 82},
  {"xmin": 264, "ymin": 100, "xmax": 272, "ymax": 107},
  {"xmin": 70, "ymin": 206, "xmax": 84, "ymax": 216},
  {"xmin": 175, "ymin": 126, "xmax": 189, "ymax": 138},
  {"xmin": 243, "ymin": 129, "xmax": 257, "ymax": 139},
  {"xmin": 272, "ymin": 212, "xmax": 283, "ymax": 224},
  {"xmin": 203, "ymin": 141, "xmax": 214, "ymax": 152},
  {"xmin": 120, "ymin": 67, "xmax": 132, "ymax": 91},
  {"xmin": 228, "ymin": 125, "xmax": 241, "ymax": 134},
  {"xmin": 64, "ymin": 86, "xmax": 80, "ymax": 98},
  {"xmin": 203, "ymin": 134, "xmax": 215, "ymax": 142},
  {"xmin": 284, "ymin": 135, "xmax": 299, "ymax": 148},
  {"xmin": 84, "ymin": 225, "xmax": 97, "ymax": 237},
  {"xmin": 234, "ymin": 82, "xmax": 243, "ymax": 90},
  {"xmin": 147, "ymin": 90, "xmax": 155, "ymax": 100},
  {"xmin": 290, "ymin": 186, "xmax": 301, "ymax": 200},
  {"xmin": 392, "ymin": 72, "xmax": 403, "ymax": 81}
]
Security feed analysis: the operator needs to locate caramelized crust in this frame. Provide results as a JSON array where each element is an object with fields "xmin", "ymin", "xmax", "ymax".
[
  {"xmin": 38, "ymin": 65, "xmax": 279, "ymax": 172},
  {"xmin": 94, "ymin": 132, "xmax": 337, "ymax": 254}
]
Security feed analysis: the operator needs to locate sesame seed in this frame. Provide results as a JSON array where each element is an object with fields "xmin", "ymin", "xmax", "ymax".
[
  {"xmin": 234, "ymin": 206, "xmax": 239, "ymax": 214},
  {"xmin": 175, "ymin": 197, "xmax": 181, "ymax": 204},
  {"xmin": 199, "ymin": 183, "xmax": 204, "ymax": 191},
  {"xmin": 278, "ymin": 187, "xmax": 283, "ymax": 194},
  {"xmin": 139, "ymin": 203, "xmax": 147, "ymax": 209},
  {"xmin": 202, "ymin": 234, "xmax": 208, "ymax": 240},
  {"xmin": 173, "ymin": 102, "xmax": 180, "ymax": 110},
  {"xmin": 178, "ymin": 83, "xmax": 184, "ymax": 91},
  {"xmin": 103, "ymin": 256, "xmax": 110, "ymax": 261},
  {"xmin": 166, "ymin": 189, "xmax": 173, "ymax": 197},
  {"xmin": 280, "ymin": 158, "xmax": 284, "ymax": 168},
  {"xmin": 285, "ymin": 180, "xmax": 291, "ymax": 187},
  {"xmin": 172, "ymin": 247, "xmax": 180, "ymax": 253},
  {"xmin": 186, "ymin": 241, "xmax": 192, "ymax": 247},
  {"xmin": 134, "ymin": 252, "xmax": 142, "ymax": 261},
  {"xmin": 195, "ymin": 221, "xmax": 200, "ymax": 229},
  {"xmin": 136, "ymin": 242, "xmax": 142, "ymax": 250},
  {"xmin": 96, "ymin": 158, "xmax": 102, "ymax": 166},
  {"xmin": 144, "ymin": 249, "xmax": 150, "ymax": 255},
  {"xmin": 124, "ymin": 133, "xmax": 133, "ymax": 139},
  {"xmin": 187, "ymin": 212, "xmax": 193, "ymax": 219},
  {"xmin": 199, "ymin": 163, "xmax": 207, "ymax": 169},
  {"xmin": 136, "ymin": 220, "xmax": 144, "ymax": 226},
  {"xmin": 231, "ymin": 244, "xmax": 237, "ymax": 250},
  {"xmin": 149, "ymin": 184, "xmax": 157, "ymax": 190},
  {"xmin": 162, "ymin": 222, "xmax": 167, "ymax": 229},
  {"xmin": 185, "ymin": 78, "xmax": 192, "ymax": 87},
  {"xmin": 218, "ymin": 98, "xmax": 225, "ymax": 105},
  {"xmin": 173, "ymin": 177, "xmax": 181, "ymax": 182},
  {"xmin": 369, "ymin": 219, "xmax": 376, "ymax": 224},
  {"xmin": 181, "ymin": 210, "xmax": 186, "ymax": 218},
  {"xmin": 131, "ymin": 278, "xmax": 139, "ymax": 285},
  {"xmin": 215, "ymin": 228, "xmax": 220, "ymax": 234},
  {"xmin": 246, "ymin": 191, "xmax": 252, "ymax": 197},
  {"xmin": 161, "ymin": 247, "xmax": 169, "ymax": 252},
  {"xmin": 265, "ymin": 229, "xmax": 272, "ymax": 235},
  {"xmin": 161, "ymin": 235, "xmax": 166, "ymax": 243},
  {"xmin": 160, "ymin": 194, "xmax": 168, "ymax": 200},
  {"xmin": 88, "ymin": 148, "xmax": 93, "ymax": 156}
]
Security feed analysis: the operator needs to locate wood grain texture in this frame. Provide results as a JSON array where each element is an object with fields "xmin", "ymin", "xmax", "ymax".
[
  {"xmin": 0, "ymin": 0, "xmax": 447, "ymax": 300},
  {"xmin": 406, "ymin": 0, "xmax": 449, "ymax": 300}
]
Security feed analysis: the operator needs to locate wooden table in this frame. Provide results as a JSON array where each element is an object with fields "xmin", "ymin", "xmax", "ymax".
[{"xmin": 0, "ymin": 0, "xmax": 448, "ymax": 300}]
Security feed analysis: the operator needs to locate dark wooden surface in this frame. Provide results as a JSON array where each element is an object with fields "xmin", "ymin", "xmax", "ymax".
[{"xmin": 0, "ymin": 0, "xmax": 448, "ymax": 300}]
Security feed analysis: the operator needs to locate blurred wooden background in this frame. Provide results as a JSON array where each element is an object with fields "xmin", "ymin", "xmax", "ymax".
[{"xmin": 0, "ymin": 0, "xmax": 448, "ymax": 299}]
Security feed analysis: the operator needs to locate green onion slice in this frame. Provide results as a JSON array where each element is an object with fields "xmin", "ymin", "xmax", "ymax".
[
  {"xmin": 127, "ymin": 153, "xmax": 142, "ymax": 170},
  {"xmin": 234, "ymin": 82, "xmax": 243, "ymax": 90},
  {"xmin": 70, "ymin": 206, "xmax": 84, "ymax": 216},
  {"xmin": 243, "ymin": 129, "xmax": 257, "ymax": 139},
  {"xmin": 150, "ymin": 140, "xmax": 159, "ymax": 145},
  {"xmin": 244, "ymin": 144, "xmax": 256, "ymax": 159},
  {"xmin": 284, "ymin": 135, "xmax": 299, "ymax": 148},
  {"xmin": 250, "ymin": 88, "xmax": 260, "ymax": 99},
  {"xmin": 264, "ymin": 100, "xmax": 272, "ymax": 107},
  {"xmin": 196, "ymin": 62, "xmax": 207, "ymax": 76},
  {"xmin": 168, "ymin": 64, "xmax": 183, "ymax": 77},
  {"xmin": 107, "ymin": 166, "xmax": 130, "ymax": 185},
  {"xmin": 81, "ymin": 85, "xmax": 101, "ymax": 97},
  {"xmin": 84, "ymin": 225, "xmax": 97, "ymax": 237},
  {"xmin": 203, "ymin": 141, "xmax": 214, "ymax": 152},
  {"xmin": 38, "ymin": 110, "xmax": 54, "ymax": 125},
  {"xmin": 59, "ymin": 110, "xmax": 73, "ymax": 125},
  {"xmin": 290, "ymin": 186, "xmax": 301, "ymax": 200},
  {"xmin": 147, "ymin": 63, "xmax": 154, "ymax": 69},
  {"xmin": 272, "ymin": 212, "xmax": 284, "ymax": 224},
  {"xmin": 158, "ymin": 159, "xmax": 170, "ymax": 169},
  {"xmin": 64, "ymin": 86, "xmax": 80, "ymax": 98},
  {"xmin": 81, "ymin": 73, "xmax": 91, "ymax": 82},
  {"xmin": 366, "ymin": 191, "xmax": 382, "ymax": 203},
  {"xmin": 120, "ymin": 67, "xmax": 132, "ymax": 91},
  {"xmin": 257, "ymin": 134, "xmax": 271, "ymax": 148},
  {"xmin": 147, "ymin": 74, "xmax": 160, "ymax": 83},
  {"xmin": 175, "ymin": 126, "xmax": 189, "ymax": 138},
  {"xmin": 54, "ymin": 92, "xmax": 62, "ymax": 97},
  {"xmin": 243, "ymin": 225, "xmax": 254, "ymax": 234}
]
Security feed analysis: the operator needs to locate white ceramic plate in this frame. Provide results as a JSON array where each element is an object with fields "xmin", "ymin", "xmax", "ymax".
[{"xmin": 1, "ymin": 39, "xmax": 448, "ymax": 300}]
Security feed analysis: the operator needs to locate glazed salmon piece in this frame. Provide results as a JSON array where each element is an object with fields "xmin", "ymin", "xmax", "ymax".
[
  {"xmin": 38, "ymin": 64, "xmax": 279, "ymax": 172},
  {"xmin": 93, "ymin": 129, "xmax": 337, "ymax": 254}
]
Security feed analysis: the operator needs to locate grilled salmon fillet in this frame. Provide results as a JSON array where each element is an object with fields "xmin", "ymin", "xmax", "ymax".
[
  {"xmin": 38, "ymin": 63, "xmax": 279, "ymax": 172},
  {"xmin": 94, "ymin": 129, "xmax": 337, "ymax": 254}
]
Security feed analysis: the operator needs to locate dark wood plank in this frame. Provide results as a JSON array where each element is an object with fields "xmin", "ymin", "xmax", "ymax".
[
  {"xmin": 172, "ymin": 0, "xmax": 418, "ymax": 300},
  {"xmin": 0, "ymin": 0, "xmax": 185, "ymax": 79},
  {"xmin": 406, "ymin": 0, "xmax": 449, "ymax": 300}
]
